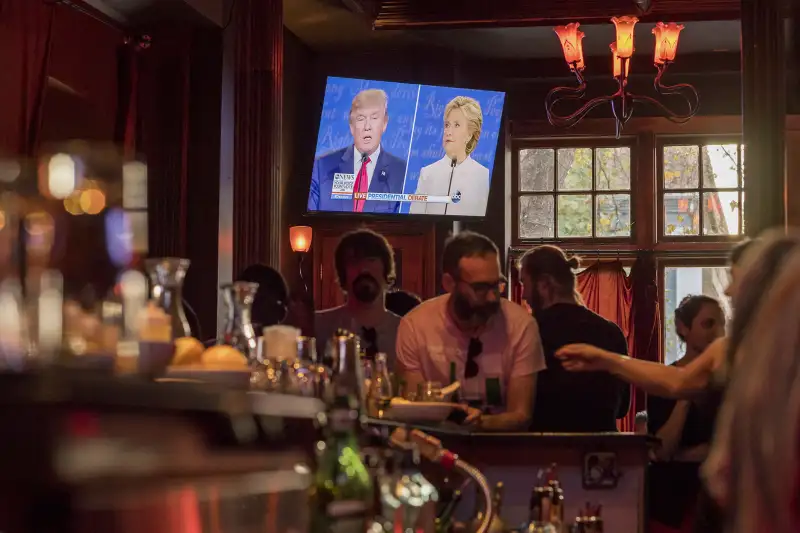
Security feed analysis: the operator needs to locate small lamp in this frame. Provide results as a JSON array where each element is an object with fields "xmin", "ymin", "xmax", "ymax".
[
  {"xmin": 611, "ymin": 16, "xmax": 638, "ymax": 59},
  {"xmin": 652, "ymin": 22, "xmax": 684, "ymax": 65},
  {"xmin": 289, "ymin": 225, "xmax": 312, "ymax": 294},
  {"xmin": 554, "ymin": 23, "xmax": 586, "ymax": 71},
  {"xmin": 290, "ymin": 225, "xmax": 312, "ymax": 253}
]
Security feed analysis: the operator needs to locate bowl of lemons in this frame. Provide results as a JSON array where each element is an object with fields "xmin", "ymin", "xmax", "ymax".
[{"xmin": 164, "ymin": 338, "xmax": 251, "ymax": 389}]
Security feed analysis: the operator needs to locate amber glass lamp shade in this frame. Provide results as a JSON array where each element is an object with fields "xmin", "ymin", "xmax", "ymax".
[
  {"xmin": 610, "ymin": 44, "xmax": 631, "ymax": 78},
  {"xmin": 289, "ymin": 225, "xmax": 312, "ymax": 253},
  {"xmin": 554, "ymin": 23, "xmax": 586, "ymax": 70},
  {"xmin": 611, "ymin": 16, "xmax": 638, "ymax": 59},
  {"xmin": 652, "ymin": 22, "xmax": 684, "ymax": 64}
]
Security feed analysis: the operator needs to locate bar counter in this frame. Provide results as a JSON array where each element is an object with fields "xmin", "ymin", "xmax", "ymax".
[
  {"xmin": 0, "ymin": 372, "xmax": 321, "ymax": 533},
  {"xmin": 372, "ymin": 420, "xmax": 655, "ymax": 533}
]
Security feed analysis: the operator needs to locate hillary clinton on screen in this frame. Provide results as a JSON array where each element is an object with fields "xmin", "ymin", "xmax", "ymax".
[{"xmin": 408, "ymin": 96, "xmax": 490, "ymax": 216}]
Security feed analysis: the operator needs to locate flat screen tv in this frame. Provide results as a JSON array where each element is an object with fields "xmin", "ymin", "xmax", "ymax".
[{"xmin": 306, "ymin": 76, "xmax": 506, "ymax": 218}]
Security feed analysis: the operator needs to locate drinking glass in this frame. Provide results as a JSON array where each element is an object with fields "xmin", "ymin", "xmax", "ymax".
[{"xmin": 421, "ymin": 381, "xmax": 443, "ymax": 402}]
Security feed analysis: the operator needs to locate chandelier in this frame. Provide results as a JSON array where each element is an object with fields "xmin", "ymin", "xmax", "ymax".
[{"xmin": 546, "ymin": 17, "xmax": 699, "ymax": 137}]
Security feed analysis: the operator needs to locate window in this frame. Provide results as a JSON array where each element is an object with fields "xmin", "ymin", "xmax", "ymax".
[
  {"xmin": 516, "ymin": 145, "xmax": 632, "ymax": 240},
  {"xmin": 662, "ymin": 265, "xmax": 731, "ymax": 365},
  {"xmin": 659, "ymin": 140, "xmax": 744, "ymax": 238}
]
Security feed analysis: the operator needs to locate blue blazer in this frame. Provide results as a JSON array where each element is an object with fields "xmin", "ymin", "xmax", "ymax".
[{"xmin": 307, "ymin": 145, "xmax": 407, "ymax": 214}]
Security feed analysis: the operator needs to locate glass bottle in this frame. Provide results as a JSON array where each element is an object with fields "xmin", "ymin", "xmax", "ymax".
[
  {"xmin": 219, "ymin": 282, "xmax": 259, "ymax": 363},
  {"xmin": 546, "ymin": 464, "xmax": 565, "ymax": 529},
  {"xmin": 327, "ymin": 332, "xmax": 364, "ymax": 407},
  {"xmin": 310, "ymin": 394, "xmax": 374, "ymax": 533},
  {"xmin": 145, "ymin": 257, "xmax": 191, "ymax": 339},
  {"xmin": 368, "ymin": 353, "xmax": 393, "ymax": 418}
]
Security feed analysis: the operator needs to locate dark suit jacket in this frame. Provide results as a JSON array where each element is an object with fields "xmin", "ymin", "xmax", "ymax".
[{"xmin": 307, "ymin": 145, "xmax": 407, "ymax": 214}]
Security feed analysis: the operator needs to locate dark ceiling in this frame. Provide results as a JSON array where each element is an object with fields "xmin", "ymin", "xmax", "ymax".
[
  {"xmin": 81, "ymin": 0, "xmax": 744, "ymax": 60},
  {"xmin": 283, "ymin": 0, "xmax": 741, "ymax": 58}
]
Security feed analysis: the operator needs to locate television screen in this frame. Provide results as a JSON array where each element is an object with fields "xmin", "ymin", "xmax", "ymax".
[{"xmin": 306, "ymin": 76, "xmax": 506, "ymax": 218}]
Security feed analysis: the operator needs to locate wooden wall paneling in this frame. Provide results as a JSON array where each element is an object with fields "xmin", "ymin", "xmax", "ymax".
[
  {"xmin": 311, "ymin": 220, "xmax": 437, "ymax": 310},
  {"xmin": 232, "ymin": 0, "xmax": 283, "ymax": 275},
  {"xmin": 741, "ymin": 0, "xmax": 786, "ymax": 234},
  {"xmin": 786, "ymin": 119, "xmax": 800, "ymax": 227}
]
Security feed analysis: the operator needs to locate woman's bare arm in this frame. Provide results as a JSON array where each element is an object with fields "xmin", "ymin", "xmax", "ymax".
[{"xmin": 607, "ymin": 338, "xmax": 726, "ymax": 399}]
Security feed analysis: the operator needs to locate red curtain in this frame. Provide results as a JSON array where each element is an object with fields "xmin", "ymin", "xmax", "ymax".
[
  {"xmin": 576, "ymin": 261, "xmax": 635, "ymax": 430},
  {"xmin": 507, "ymin": 250, "xmax": 661, "ymax": 432},
  {"xmin": 0, "ymin": 0, "xmax": 55, "ymax": 156},
  {"xmin": 628, "ymin": 252, "xmax": 662, "ymax": 421}
]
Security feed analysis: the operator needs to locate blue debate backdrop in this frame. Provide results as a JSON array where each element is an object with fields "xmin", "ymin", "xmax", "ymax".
[{"xmin": 311, "ymin": 76, "xmax": 506, "ymax": 216}]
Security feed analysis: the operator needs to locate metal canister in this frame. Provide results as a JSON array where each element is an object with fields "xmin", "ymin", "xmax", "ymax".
[{"xmin": 547, "ymin": 479, "xmax": 565, "ymax": 528}]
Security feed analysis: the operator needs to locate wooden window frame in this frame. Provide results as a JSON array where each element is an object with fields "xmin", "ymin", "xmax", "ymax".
[
  {"xmin": 656, "ymin": 135, "xmax": 745, "ymax": 244},
  {"xmin": 511, "ymin": 136, "xmax": 638, "ymax": 246},
  {"xmin": 657, "ymin": 254, "xmax": 730, "ymax": 364}
]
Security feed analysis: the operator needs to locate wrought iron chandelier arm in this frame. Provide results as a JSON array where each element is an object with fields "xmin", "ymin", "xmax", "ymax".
[
  {"xmin": 546, "ymin": 94, "xmax": 615, "ymax": 128},
  {"xmin": 630, "ymin": 93, "xmax": 695, "ymax": 123},
  {"xmin": 651, "ymin": 63, "xmax": 700, "ymax": 117},
  {"xmin": 544, "ymin": 69, "xmax": 587, "ymax": 110}
]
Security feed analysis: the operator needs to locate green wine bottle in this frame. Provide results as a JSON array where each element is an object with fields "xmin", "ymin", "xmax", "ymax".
[
  {"xmin": 449, "ymin": 362, "xmax": 460, "ymax": 403},
  {"xmin": 310, "ymin": 394, "xmax": 374, "ymax": 533}
]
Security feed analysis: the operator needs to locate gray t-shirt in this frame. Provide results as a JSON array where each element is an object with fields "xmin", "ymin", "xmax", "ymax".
[{"xmin": 314, "ymin": 305, "xmax": 402, "ymax": 369}]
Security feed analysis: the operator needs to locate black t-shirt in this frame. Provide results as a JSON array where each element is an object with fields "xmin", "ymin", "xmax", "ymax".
[
  {"xmin": 530, "ymin": 303, "xmax": 631, "ymax": 433},
  {"xmin": 647, "ymin": 363, "xmax": 716, "ymax": 528}
]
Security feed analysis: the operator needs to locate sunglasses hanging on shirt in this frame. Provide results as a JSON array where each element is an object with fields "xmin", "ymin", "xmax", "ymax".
[{"xmin": 465, "ymin": 337, "xmax": 483, "ymax": 379}]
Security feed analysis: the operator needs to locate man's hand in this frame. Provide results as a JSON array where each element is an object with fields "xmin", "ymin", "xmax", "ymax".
[{"xmin": 463, "ymin": 405, "xmax": 482, "ymax": 426}]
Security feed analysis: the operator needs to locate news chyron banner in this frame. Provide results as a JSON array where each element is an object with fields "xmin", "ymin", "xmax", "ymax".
[
  {"xmin": 311, "ymin": 76, "xmax": 505, "ymax": 216},
  {"xmin": 331, "ymin": 170, "xmax": 460, "ymax": 205}
]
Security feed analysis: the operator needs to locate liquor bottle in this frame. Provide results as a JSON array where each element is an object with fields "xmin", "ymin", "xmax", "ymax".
[
  {"xmin": 325, "ymin": 331, "xmax": 364, "ymax": 409},
  {"xmin": 434, "ymin": 488, "xmax": 462, "ymax": 533},
  {"xmin": 528, "ymin": 473, "xmax": 553, "ymax": 524},
  {"xmin": 310, "ymin": 393, "xmax": 374, "ymax": 533},
  {"xmin": 546, "ymin": 464, "xmax": 565, "ymax": 529}
]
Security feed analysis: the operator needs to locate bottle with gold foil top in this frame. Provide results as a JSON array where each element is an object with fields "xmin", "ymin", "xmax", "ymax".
[{"xmin": 546, "ymin": 464, "xmax": 565, "ymax": 529}]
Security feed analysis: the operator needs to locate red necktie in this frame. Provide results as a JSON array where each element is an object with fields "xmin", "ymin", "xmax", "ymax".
[{"xmin": 353, "ymin": 156, "xmax": 371, "ymax": 212}]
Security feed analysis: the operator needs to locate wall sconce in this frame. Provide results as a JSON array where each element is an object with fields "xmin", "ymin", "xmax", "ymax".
[{"xmin": 289, "ymin": 226, "xmax": 312, "ymax": 293}]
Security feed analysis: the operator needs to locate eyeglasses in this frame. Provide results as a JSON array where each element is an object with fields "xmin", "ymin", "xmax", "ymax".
[
  {"xmin": 361, "ymin": 326, "xmax": 378, "ymax": 361},
  {"xmin": 465, "ymin": 337, "xmax": 483, "ymax": 379},
  {"xmin": 456, "ymin": 276, "xmax": 507, "ymax": 298}
]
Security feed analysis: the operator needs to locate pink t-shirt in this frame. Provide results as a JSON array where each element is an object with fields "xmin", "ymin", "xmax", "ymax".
[{"xmin": 396, "ymin": 294, "xmax": 545, "ymax": 405}]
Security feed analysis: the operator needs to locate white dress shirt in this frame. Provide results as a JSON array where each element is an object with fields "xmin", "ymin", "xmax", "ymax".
[
  {"xmin": 353, "ymin": 145, "xmax": 381, "ymax": 189},
  {"xmin": 408, "ymin": 155, "xmax": 490, "ymax": 216}
]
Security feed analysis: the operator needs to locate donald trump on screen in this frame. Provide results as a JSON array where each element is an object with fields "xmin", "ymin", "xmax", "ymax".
[{"xmin": 307, "ymin": 89, "xmax": 407, "ymax": 214}]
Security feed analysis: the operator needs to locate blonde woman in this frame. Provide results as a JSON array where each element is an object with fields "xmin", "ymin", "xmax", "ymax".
[
  {"xmin": 705, "ymin": 232, "xmax": 800, "ymax": 533},
  {"xmin": 409, "ymin": 96, "xmax": 490, "ymax": 216},
  {"xmin": 555, "ymin": 232, "xmax": 800, "ymax": 533}
]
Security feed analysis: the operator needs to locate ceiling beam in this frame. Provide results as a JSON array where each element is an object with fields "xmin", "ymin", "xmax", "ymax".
[
  {"xmin": 373, "ymin": 0, "xmax": 740, "ymax": 30},
  {"xmin": 59, "ymin": 0, "xmax": 129, "ymax": 28},
  {"xmin": 340, "ymin": 0, "xmax": 380, "ymax": 18}
]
